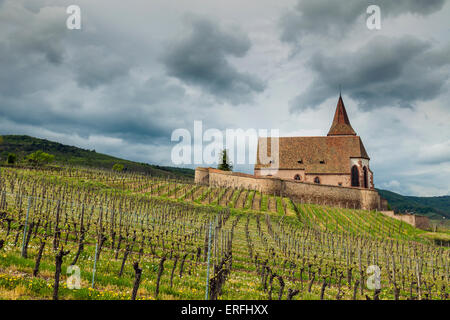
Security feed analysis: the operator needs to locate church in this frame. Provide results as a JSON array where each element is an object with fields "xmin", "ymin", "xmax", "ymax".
[
  {"xmin": 195, "ymin": 94, "xmax": 382, "ymax": 210},
  {"xmin": 254, "ymin": 95, "xmax": 374, "ymax": 189}
]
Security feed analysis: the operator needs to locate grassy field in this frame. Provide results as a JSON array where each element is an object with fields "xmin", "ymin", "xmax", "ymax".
[{"xmin": 0, "ymin": 166, "xmax": 448, "ymax": 300}]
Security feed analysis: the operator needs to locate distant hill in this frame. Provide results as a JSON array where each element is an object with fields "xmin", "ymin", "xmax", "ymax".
[
  {"xmin": 377, "ymin": 188, "xmax": 450, "ymax": 220},
  {"xmin": 0, "ymin": 135, "xmax": 194, "ymax": 179}
]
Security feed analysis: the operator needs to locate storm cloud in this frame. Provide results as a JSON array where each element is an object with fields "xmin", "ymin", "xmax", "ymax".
[
  {"xmin": 162, "ymin": 16, "xmax": 266, "ymax": 105},
  {"xmin": 280, "ymin": 0, "xmax": 447, "ymax": 47},
  {"xmin": 0, "ymin": 1, "xmax": 197, "ymax": 150},
  {"xmin": 290, "ymin": 36, "xmax": 450, "ymax": 111}
]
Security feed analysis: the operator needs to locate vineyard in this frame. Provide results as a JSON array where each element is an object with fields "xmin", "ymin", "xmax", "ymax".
[{"xmin": 0, "ymin": 166, "xmax": 448, "ymax": 300}]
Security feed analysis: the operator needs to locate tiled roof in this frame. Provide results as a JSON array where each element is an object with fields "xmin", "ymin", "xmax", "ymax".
[
  {"xmin": 255, "ymin": 136, "xmax": 369, "ymax": 174},
  {"xmin": 327, "ymin": 95, "xmax": 356, "ymax": 136}
]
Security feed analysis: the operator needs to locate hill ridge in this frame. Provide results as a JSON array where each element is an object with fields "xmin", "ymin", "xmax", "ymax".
[{"xmin": 0, "ymin": 134, "xmax": 194, "ymax": 178}]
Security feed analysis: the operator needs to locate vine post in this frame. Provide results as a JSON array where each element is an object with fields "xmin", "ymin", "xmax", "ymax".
[
  {"xmin": 205, "ymin": 220, "xmax": 213, "ymax": 300},
  {"xmin": 91, "ymin": 241, "xmax": 99, "ymax": 288},
  {"xmin": 21, "ymin": 196, "xmax": 32, "ymax": 258}
]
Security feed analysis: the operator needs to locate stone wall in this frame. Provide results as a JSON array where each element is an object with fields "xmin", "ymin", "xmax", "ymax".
[
  {"xmin": 254, "ymin": 168, "xmax": 352, "ymax": 187},
  {"xmin": 380, "ymin": 198, "xmax": 389, "ymax": 211},
  {"xmin": 282, "ymin": 179, "xmax": 380, "ymax": 210},
  {"xmin": 195, "ymin": 167, "xmax": 210, "ymax": 185},
  {"xmin": 380, "ymin": 211, "xmax": 430, "ymax": 230},
  {"xmin": 195, "ymin": 167, "xmax": 381, "ymax": 210}
]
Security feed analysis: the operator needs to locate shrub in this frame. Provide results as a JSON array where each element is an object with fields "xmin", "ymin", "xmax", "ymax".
[
  {"xmin": 27, "ymin": 150, "xmax": 55, "ymax": 166},
  {"xmin": 112, "ymin": 163, "xmax": 124, "ymax": 172},
  {"xmin": 7, "ymin": 153, "xmax": 17, "ymax": 164}
]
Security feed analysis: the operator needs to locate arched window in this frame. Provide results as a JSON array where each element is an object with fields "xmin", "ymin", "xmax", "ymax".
[
  {"xmin": 363, "ymin": 166, "xmax": 368, "ymax": 188},
  {"xmin": 351, "ymin": 165, "xmax": 359, "ymax": 187},
  {"xmin": 314, "ymin": 177, "xmax": 320, "ymax": 184},
  {"xmin": 294, "ymin": 174, "xmax": 301, "ymax": 181}
]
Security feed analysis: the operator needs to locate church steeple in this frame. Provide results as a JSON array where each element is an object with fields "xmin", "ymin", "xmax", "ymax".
[{"xmin": 327, "ymin": 94, "xmax": 357, "ymax": 136}]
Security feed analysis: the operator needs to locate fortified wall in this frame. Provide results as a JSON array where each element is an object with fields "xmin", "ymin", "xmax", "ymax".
[
  {"xmin": 195, "ymin": 167, "xmax": 384, "ymax": 211},
  {"xmin": 380, "ymin": 211, "xmax": 430, "ymax": 230}
]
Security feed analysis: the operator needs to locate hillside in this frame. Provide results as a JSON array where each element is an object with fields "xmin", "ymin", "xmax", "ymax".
[
  {"xmin": 377, "ymin": 188, "xmax": 450, "ymax": 220},
  {"xmin": 0, "ymin": 135, "xmax": 194, "ymax": 179}
]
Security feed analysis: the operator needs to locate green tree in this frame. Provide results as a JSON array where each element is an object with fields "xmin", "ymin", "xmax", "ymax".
[
  {"xmin": 27, "ymin": 150, "xmax": 55, "ymax": 166},
  {"xmin": 7, "ymin": 153, "xmax": 17, "ymax": 164},
  {"xmin": 218, "ymin": 149, "xmax": 233, "ymax": 171},
  {"xmin": 112, "ymin": 163, "xmax": 124, "ymax": 172}
]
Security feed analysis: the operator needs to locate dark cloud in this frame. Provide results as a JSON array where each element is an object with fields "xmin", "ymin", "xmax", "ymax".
[
  {"xmin": 0, "ymin": 1, "xmax": 195, "ymax": 148},
  {"xmin": 280, "ymin": 0, "xmax": 447, "ymax": 46},
  {"xmin": 71, "ymin": 46, "xmax": 131, "ymax": 89},
  {"xmin": 162, "ymin": 15, "xmax": 265, "ymax": 105},
  {"xmin": 0, "ymin": 4, "xmax": 69, "ymax": 97},
  {"xmin": 290, "ymin": 36, "xmax": 450, "ymax": 111},
  {"xmin": 0, "ymin": 73, "xmax": 189, "ymax": 144}
]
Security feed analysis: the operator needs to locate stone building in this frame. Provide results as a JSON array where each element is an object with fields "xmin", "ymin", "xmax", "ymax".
[
  {"xmin": 195, "ymin": 94, "xmax": 389, "ymax": 211},
  {"xmin": 254, "ymin": 95, "xmax": 374, "ymax": 189}
]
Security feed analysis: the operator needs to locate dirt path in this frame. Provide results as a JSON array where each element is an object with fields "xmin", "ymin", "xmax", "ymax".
[
  {"xmin": 267, "ymin": 196, "xmax": 276, "ymax": 212},
  {"xmin": 252, "ymin": 193, "xmax": 261, "ymax": 211},
  {"xmin": 202, "ymin": 188, "xmax": 218, "ymax": 204},
  {"xmin": 191, "ymin": 186, "xmax": 205, "ymax": 201},
  {"xmin": 235, "ymin": 190, "xmax": 248, "ymax": 209},
  {"xmin": 283, "ymin": 198, "xmax": 296, "ymax": 217},
  {"xmin": 219, "ymin": 188, "xmax": 233, "ymax": 207}
]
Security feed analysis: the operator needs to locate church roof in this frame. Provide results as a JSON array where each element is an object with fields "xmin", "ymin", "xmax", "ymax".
[
  {"xmin": 255, "ymin": 135, "xmax": 369, "ymax": 174},
  {"xmin": 255, "ymin": 95, "xmax": 370, "ymax": 174},
  {"xmin": 327, "ymin": 95, "xmax": 356, "ymax": 136}
]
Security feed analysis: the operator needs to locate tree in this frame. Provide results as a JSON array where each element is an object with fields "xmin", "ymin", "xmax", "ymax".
[
  {"xmin": 218, "ymin": 149, "xmax": 233, "ymax": 171},
  {"xmin": 7, "ymin": 153, "xmax": 17, "ymax": 164},
  {"xmin": 27, "ymin": 150, "xmax": 55, "ymax": 166},
  {"xmin": 112, "ymin": 163, "xmax": 124, "ymax": 172}
]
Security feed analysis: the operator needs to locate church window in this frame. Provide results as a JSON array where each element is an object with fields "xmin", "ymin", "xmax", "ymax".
[
  {"xmin": 363, "ymin": 166, "xmax": 369, "ymax": 188},
  {"xmin": 294, "ymin": 174, "xmax": 301, "ymax": 181},
  {"xmin": 314, "ymin": 177, "xmax": 320, "ymax": 184},
  {"xmin": 351, "ymin": 165, "xmax": 359, "ymax": 187}
]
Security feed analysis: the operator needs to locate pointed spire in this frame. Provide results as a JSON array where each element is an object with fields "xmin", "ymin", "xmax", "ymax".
[{"xmin": 327, "ymin": 95, "xmax": 357, "ymax": 136}]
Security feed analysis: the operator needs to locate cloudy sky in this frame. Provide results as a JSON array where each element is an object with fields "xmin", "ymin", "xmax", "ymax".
[{"xmin": 0, "ymin": 0, "xmax": 449, "ymax": 196}]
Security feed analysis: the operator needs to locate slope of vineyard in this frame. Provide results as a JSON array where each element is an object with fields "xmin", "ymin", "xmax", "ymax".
[
  {"xmin": 144, "ymin": 182, "xmax": 436, "ymax": 243},
  {"xmin": 0, "ymin": 166, "xmax": 448, "ymax": 300},
  {"xmin": 0, "ymin": 135, "xmax": 195, "ymax": 179}
]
